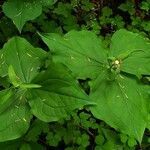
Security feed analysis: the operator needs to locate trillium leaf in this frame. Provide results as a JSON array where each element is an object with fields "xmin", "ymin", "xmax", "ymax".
[
  {"xmin": 8, "ymin": 65, "xmax": 42, "ymax": 89},
  {"xmin": 0, "ymin": 36, "xmax": 46, "ymax": 83},
  {"xmin": 28, "ymin": 63, "xmax": 94, "ymax": 122},
  {"xmin": 90, "ymin": 72, "xmax": 148, "ymax": 142},
  {"xmin": 0, "ymin": 89, "xmax": 15, "ymax": 114},
  {"xmin": 0, "ymin": 90, "xmax": 31, "ymax": 142},
  {"xmin": 110, "ymin": 29, "xmax": 150, "ymax": 76},
  {"xmin": 2, "ymin": 0, "xmax": 42, "ymax": 32},
  {"xmin": 8, "ymin": 65, "xmax": 22, "ymax": 87},
  {"xmin": 121, "ymin": 52, "xmax": 150, "ymax": 77},
  {"xmin": 2, "ymin": 0, "xmax": 56, "ymax": 32},
  {"xmin": 39, "ymin": 30, "xmax": 108, "ymax": 79}
]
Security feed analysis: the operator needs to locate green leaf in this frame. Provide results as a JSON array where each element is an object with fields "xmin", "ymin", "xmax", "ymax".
[
  {"xmin": 2, "ymin": 0, "xmax": 42, "ymax": 32},
  {"xmin": 0, "ymin": 103, "xmax": 31, "ymax": 142},
  {"xmin": 0, "ymin": 89, "xmax": 14, "ymax": 114},
  {"xmin": 0, "ymin": 36, "xmax": 46, "ymax": 83},
  {"xmin": 90, "ymin": 71, "xmax": 148, "ymax": 142},
  {"xmin": 39, "ymin": 30, "xmax": 108, "ymax": 79},
  {"xmin": 8, "ymin": 65, "xmax": 42, "ymax": 89},
  {"xmin": 28, "ymin": 63, "xmax": 93, "ymax": 122},
  {"xmin": 2, "ymin": 0, "xmax": 56, "ymax": 32},
  {"xmin": 110, "ymin": 29, "xmax": 150, "ymax": 76},
  {"xmin": 8, "ymin": 65, "xmax": 22, "ymax": 87}
]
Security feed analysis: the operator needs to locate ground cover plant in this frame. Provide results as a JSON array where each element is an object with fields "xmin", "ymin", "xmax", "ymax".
[{"xmin": 0, "ymin": 0, "xmax": 150, "ymax": 150}]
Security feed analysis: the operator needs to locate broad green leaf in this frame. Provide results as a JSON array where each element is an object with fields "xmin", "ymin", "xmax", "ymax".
[
  {"xmin": 2, "ymin": 0, "xmax": 56, "ymax": 32},
  {"xmin": 39, "ymin": 30, "xmax": 108, "ymax": 79},
  {"xmin": 0, "ymin": 89, "xmax": 14, "ymax": 114},
  {"xmin": 28, "ymin": 63, "xmax": 93, "ymax": 122},
  {"xmin": 110, "ymin": 29, "xmax": 150, "ymax": 76},
  {"xmin": 0, "ymin": 36, "xmax": 46, "ymax": 83},
  {"xmin": 8, "ymin": 66, "xmax": 41, "ymax": 88},
  {"xmin": 2, "ymin": 0, "xmax": 42, "ymax": 32},
  {"xmin": 0, "ymin": 102, "xmax": 31, "ymax": 142},
  {"xmin": 8, "ymin": 65, "xmax": 22, "ymax": 87},
  {"xmin": 0, "ymin": 87, "xmax": 32, "ymax": 142},
  {"xmin": 90, "ymin": 71, "xmax": 148, "ymax": 142}
]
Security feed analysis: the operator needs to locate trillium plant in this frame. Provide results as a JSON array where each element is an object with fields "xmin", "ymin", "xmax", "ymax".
[
  {"xmin": 0, "ymin": 0, "xmax": 150, "ymax": 149},
  {"xmin": 0, "ymin": 27, "xmax": 149, "ymax": 144},
  {"xmin": 0, "ymin": 36, "xmax": 93, "ymax": 142},
  {"xmin": 39, "ymin": 29, "xmax": 150, "ymax": 143}
]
